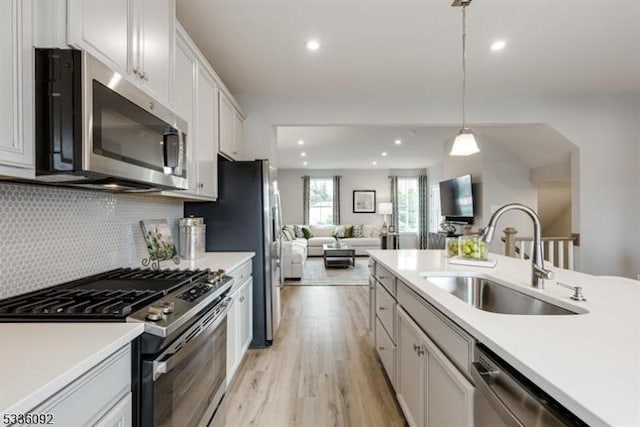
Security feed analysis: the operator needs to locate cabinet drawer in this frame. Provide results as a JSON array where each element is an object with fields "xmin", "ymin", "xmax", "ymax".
[
  {"xmin": 31, "ymin": 345, "xmax": 131, "ymax": 426},
  {"xmin": 228, "ymin": 260, "xmax": 252, "ymax": 291},
  {"xmin": 375, "ymin": 264, "xmax": 396, "ymax": 295},
  {"xmin": 375, "ymin": 317, "xmax": 396, "ymax": 388},
  {"xmin": 375, "ymin": 281, "xmax": 396, "ymax": 342},
  {"xmin": 397, "ymin": 280, "xmax": 474, "ymax": 374}
]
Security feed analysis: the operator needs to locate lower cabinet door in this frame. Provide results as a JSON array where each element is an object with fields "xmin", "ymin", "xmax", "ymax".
[
  {"xmin": 375, "ymin": 317, "xmax": 396, "ymax": 388},
  {"xmin": 369, "ymin": 275, "xmax": 376, "ymax": 342},
  {"xmin": 226, "ymin": 287, "xmax": 240, "ymax": 385},
  {"xmin": 94, "ymin": 393, "xmax": 132, "ymax": 427},
  {"xmin": 238, "ymin": 278, "xmax": 253, "ymax": 352},
  {"xmin": 425, "ymin": 335, "xmax": 474, "ymax": 427},
  {"xmin": 396, "ymin": 307, "xmax": 427, "ymax": 427}
]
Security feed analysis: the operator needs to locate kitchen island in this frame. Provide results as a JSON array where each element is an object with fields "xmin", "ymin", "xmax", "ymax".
[{"xmin": 368, "ymin": 249, "xmax": 640, "ymax": 427}]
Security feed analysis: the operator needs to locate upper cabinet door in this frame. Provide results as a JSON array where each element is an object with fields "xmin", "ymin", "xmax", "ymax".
[
  {"xmin": 0, "ymin": 0, "xmax": 34, "ymax": 172},
  {"xmin": 67, "ymin": 0, "xmax": 130, "ymax": 74},
  {"xmin": 196, "ymin": 67, "xmax": 218, "ymax": 199},
  {"xmin": 233, "ymin": 110, "xmax": 244, "ymax": 160},
  {"xmin": 174, "ymin": 32, "xmax": 197, "ymax": 195},
  {"xmin": 218, "ymin": 92, "xmax": 235, "ymax": 159},
  {"xmin": 136, "ymin": 0, "xmax": 174, "ymax": 105}
]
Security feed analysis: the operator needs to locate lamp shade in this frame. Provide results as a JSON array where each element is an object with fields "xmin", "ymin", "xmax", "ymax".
[
  {"xmin": 450, "ymin": 129, "xmax": 480, "ymax": 156},
  {"xmin": 378, "ymin": 202, "xmax": 393, "ymax": 215}
]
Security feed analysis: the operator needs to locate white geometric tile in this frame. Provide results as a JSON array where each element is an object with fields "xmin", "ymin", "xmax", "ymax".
[{"xmin": 0, "ymin": 183, "xmax": 182, "ymax": 299}]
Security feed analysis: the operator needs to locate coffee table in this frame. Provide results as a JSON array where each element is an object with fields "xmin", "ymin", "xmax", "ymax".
[{"xmin": 323, "ymin": 243, "xmax": 355, "ymax": 268}]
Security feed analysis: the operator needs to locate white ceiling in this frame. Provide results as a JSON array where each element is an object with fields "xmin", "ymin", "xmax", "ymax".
[
  {"xmin": 277, "ymin": 124, "xmax": 575, "ymax": 170},
  {"xmin": 176, "ymin": 0, "xmax": 640, "ymax": 99},
  {"xmin": 177, "ymin": 1, "xmax": 631, "ymax": 169}
]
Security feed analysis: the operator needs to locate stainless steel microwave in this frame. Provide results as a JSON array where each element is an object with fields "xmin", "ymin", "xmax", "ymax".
[{"xmin": 34, "ymin": 49, "xmax": 188, "ymax": 191}]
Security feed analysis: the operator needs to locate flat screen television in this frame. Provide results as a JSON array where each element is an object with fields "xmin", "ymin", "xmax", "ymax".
[{"xmin": 439, "ymin": 174, "xmax": 474, "ymax": 220}]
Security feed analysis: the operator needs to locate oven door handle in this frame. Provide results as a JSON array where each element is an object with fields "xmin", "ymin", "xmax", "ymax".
[{"xmin": 153, "ymin": 297, "xmax": 232, "ymax": 381}]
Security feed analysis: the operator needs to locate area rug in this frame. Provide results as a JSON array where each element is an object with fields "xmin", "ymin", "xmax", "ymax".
[{"xmin": 284, "ymin": 258, "xmax": 369, "ymax": 286}]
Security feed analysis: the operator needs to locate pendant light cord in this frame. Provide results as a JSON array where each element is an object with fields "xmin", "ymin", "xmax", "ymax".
[{"xmin": 462, "ymin": 5, "xmax": 467, "ymax": 129}]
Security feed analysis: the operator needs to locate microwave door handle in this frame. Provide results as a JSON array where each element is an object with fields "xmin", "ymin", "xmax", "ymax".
[{"xmin": 162, "ymin": 128, "xmax": 180, "ymax": 173}]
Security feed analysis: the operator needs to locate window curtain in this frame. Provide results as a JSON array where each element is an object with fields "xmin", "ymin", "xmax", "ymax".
[
  {"xmin": 418, "ymin": 174, "xmax": 429, "ymax": 249},
  {"xmin": 332, "ymin": 175, "xmax": 341, "ymax": 224},
  {"xmin": 389, "ymin": 176, "xmax": 399, "ymax": 232},
  {"xmin": 302, "ymin": 175, "xmax": 310, "ymax": 224}
]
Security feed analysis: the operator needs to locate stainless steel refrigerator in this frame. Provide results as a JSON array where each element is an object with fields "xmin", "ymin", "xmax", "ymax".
[{"xmin": 184, "ymin": 159, "xmax": 282, "ymax": 347}]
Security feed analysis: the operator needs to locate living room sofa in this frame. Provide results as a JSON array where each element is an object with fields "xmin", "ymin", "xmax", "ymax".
[{"xmin": 280, "ymin": 224, "xmax": 381, "ymax": 279}]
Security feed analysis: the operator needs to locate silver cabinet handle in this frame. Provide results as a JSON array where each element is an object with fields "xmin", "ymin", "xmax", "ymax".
[
  {"xmin": 133, "ymin": 67, "xmax": 141, "ymax": 75},
  {"xmin": 239, "ymin": 296, "xmax": 245, "ymax": 303},
  {"xmin": 378, "ymin": 346, "xmax": 386, "ymax": 351},
  {"xmin": 413, "ymin": 343, "xmax": 425, "ymax": 357},
  {"xmin": 378, "ymin": 306, "xmax": 386, "ymax": 311},
  {"xmin": 198, "ymin": 182, "xmax": 204, "ymax": 189}
]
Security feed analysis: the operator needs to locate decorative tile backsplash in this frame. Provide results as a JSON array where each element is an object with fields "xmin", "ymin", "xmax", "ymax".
[{"xmin": 0, "ymin": 182, "xmax": 183, "ymax": 299}]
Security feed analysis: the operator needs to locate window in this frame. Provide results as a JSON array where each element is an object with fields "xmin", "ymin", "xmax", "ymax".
[
  {"xmin": 397, "ymin": 178, "xmax": 419, "ymax": 232},
  {"xmin": 429, "ymin": 184, "xmax": 442, "ymax": 233},
  {"xmin": 309, "ymin": 178, "xmax": 334, "ymax": 225}
]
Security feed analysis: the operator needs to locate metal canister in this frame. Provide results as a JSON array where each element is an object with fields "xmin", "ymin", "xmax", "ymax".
[{"xmin": 178, "ymin": 217, "xmax": 206, "ymax": 259}]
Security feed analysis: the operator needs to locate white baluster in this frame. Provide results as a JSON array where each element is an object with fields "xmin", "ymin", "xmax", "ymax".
[
  {"xmin": 567, "ymin": 241, "xmax": 574, "ymax": 270},
  {"xmin": 548, "ymin": 241, "xmax": 555, "ymax": 267},
  {"xmin": 558, "ymin": 241, "xmax": 565, "ymax": 269}
]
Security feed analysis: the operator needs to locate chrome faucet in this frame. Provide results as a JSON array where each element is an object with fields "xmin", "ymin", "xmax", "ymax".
[{"xmin": 480, "ymin": 203, "xmax": 554, "ymax": 289}]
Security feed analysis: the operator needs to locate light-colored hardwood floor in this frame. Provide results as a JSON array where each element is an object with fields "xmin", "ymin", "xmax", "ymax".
[{"xmin": 226, "ymin": 285, "xmax": 406, "ymax": 427}]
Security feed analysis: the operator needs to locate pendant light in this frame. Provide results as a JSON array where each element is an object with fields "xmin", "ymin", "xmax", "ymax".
[{"xmin": 450, "ymin": 0, "xmax": 480, "ymax": 156}]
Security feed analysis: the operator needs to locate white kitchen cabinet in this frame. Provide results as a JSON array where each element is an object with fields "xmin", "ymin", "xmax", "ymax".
[
  {"xmin": 132, "ymin": 0, "xmax": 174, "ymax": 104},
  {"xmin": 0, "ymin": 0, "xmax": 34, "ymax": 177},
  {"xmin": 238, "ymin": 277, "xmax": 253, "ymax": 352},
  {"xmin": 60, "ymin": 0, "xmax": 174, "ymax": 105},
  {"xmin": 396, "ymin": 307, "xmax": 427, "ymax": 427},
  {"xmin": 425, "ymin": 337, "xmax": 474, "ymax": 427},
  {"xmin": 218, "ymin": 92, "xmax": 244, "ymax": 160},
  {"xmin": 32, "ymin": 345, "xmax": 132, "ymax": 427},
  {"xmin": 195, "ymin": 66, "xmax": 219, "ymax": 199},
  {"xmin": 93, "ymin": 393, "xmax": 132, "ymax": 427},
  {"xmin": 226, "ymin": 262, "xmax": 253, "ymax": 385},
  {"xmin": 67, "ymin": 0, "xmax": 129, "ymax": 73},
  {"xmin": 396, "ymin": 306, "xmax": 474, "ymax": 427}
]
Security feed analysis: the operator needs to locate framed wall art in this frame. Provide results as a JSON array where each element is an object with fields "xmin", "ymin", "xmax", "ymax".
[{"xmin": 353, "ymin": 190, "xmax": 376, "ymax": 213}]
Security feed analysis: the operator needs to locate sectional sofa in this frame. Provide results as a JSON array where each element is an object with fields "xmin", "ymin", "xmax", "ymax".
[{"xmin": 281, "ymin": 224, "xmax": 382, "ymax": 279}]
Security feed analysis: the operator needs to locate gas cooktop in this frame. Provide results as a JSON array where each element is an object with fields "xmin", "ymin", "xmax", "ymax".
[{"xmin": 0, "ymin": 267, "xmax": 234, "ymax": 337}]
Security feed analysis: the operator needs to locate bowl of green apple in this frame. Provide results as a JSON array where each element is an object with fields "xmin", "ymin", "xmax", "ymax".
[{"xmin": 458, "ymin": 235, "xmax": 488, "ymax": 261}]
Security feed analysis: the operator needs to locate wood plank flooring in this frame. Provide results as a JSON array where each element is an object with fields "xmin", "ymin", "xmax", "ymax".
[{"xmin": 226, "ymin": 285, "xmax": 406, "ymax": 427}]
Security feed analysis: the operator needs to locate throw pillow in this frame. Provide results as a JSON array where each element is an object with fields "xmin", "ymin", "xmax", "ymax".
[
  {"xmin": 334, "ymin": 225, "xmax": 347, "ymax": 238},
  {"xmin": 282, "ymin": 229, "xmax": 294, "ymax": 241},
  {"xmin": 283, "ymin": 224, "xmax": 295, "ymax": 236},
  {"xmin": 302, "ymin": 226, "xmax": 314, "ymax": 239},
  {"xmin": 344, "ymin": 225, "xmax": 354, "ymax": 238},
  {"xmin": 352, "ymin": 224, "xmax": 364, "ymax": 238},
  {"xmin": 293, "ymin": 225, "xmax": 304, "ymax": 238}
]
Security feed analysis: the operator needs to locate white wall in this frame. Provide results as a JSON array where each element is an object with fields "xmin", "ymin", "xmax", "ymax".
[
  {"xmin": 279, "ymin": 168, "xmax": 401, "ymax": 226},
  {"xmin": 238, "ymin": 92, "xmax": 640, "ymax": 277}
]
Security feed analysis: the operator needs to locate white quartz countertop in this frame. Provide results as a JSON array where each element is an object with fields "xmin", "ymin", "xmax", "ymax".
[
  {"xmin": 0, "ymin": 323, "xmax": 144, "ymax": 417},
  {"xmin": 158, "ymin": 251, "xmax": 255, "ymax": 273},
  {"xmin": 368, "ymin": 249, "xmax": 640, "ymax": 427}
]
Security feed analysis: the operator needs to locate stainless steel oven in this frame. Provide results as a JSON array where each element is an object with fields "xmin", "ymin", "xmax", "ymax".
[
  {"xmin": 141, "ymin": 297, "xmax": 231, "ymax": 427},
  {"xmin": 35, "ymin": 48, "xmax": 188, "ymax": 191}
]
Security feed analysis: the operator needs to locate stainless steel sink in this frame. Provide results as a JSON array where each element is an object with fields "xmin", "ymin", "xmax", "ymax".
[{"xmin": 422, "ymin": 275, "xmax": 577, "ymax": 315}]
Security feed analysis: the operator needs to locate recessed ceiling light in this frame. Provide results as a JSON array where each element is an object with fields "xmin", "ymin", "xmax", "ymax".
[
  {"xmin": 297, "ymin": 139, "xmax": 304, "ymax": 145},
  {"xmin": 300, "ymin": 152, "xmax": 306, "ymax": 157},
  {"xmin": 306, "ymin": 39, "xmax": 320, "ymax": 51},
  {"xmin": 394, "ymin": 139, "xmax": 402, "ymax": 145},
  {"xmin": 303, "ymin": 161, "xmax": 308, "ymax": 166},
  {"xmin": 381, "ymin": 152, "xmax": 387, "ymax": 157},
  {"xmin": 490, "ymin": 40, "xmax": 506, "ymax": 51},
  {"xmin": 372, "ymin": 161, "xmax": 377, "ymax": 166}
]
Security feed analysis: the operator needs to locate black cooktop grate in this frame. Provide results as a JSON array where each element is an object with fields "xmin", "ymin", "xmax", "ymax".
[{"xmin": 0, "ymin": 267, "xmax": 210, "ymax": 320}]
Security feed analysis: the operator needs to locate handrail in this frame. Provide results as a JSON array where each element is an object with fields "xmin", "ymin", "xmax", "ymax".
[{"xmin": 502, "ymin": 227, "xmax": 576, "ymax": 270}]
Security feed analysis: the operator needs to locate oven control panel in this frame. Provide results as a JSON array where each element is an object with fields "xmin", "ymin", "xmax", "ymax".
[{"xmin": 177, "ymin": 283, "xmax": 213, "ymax": 302}]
